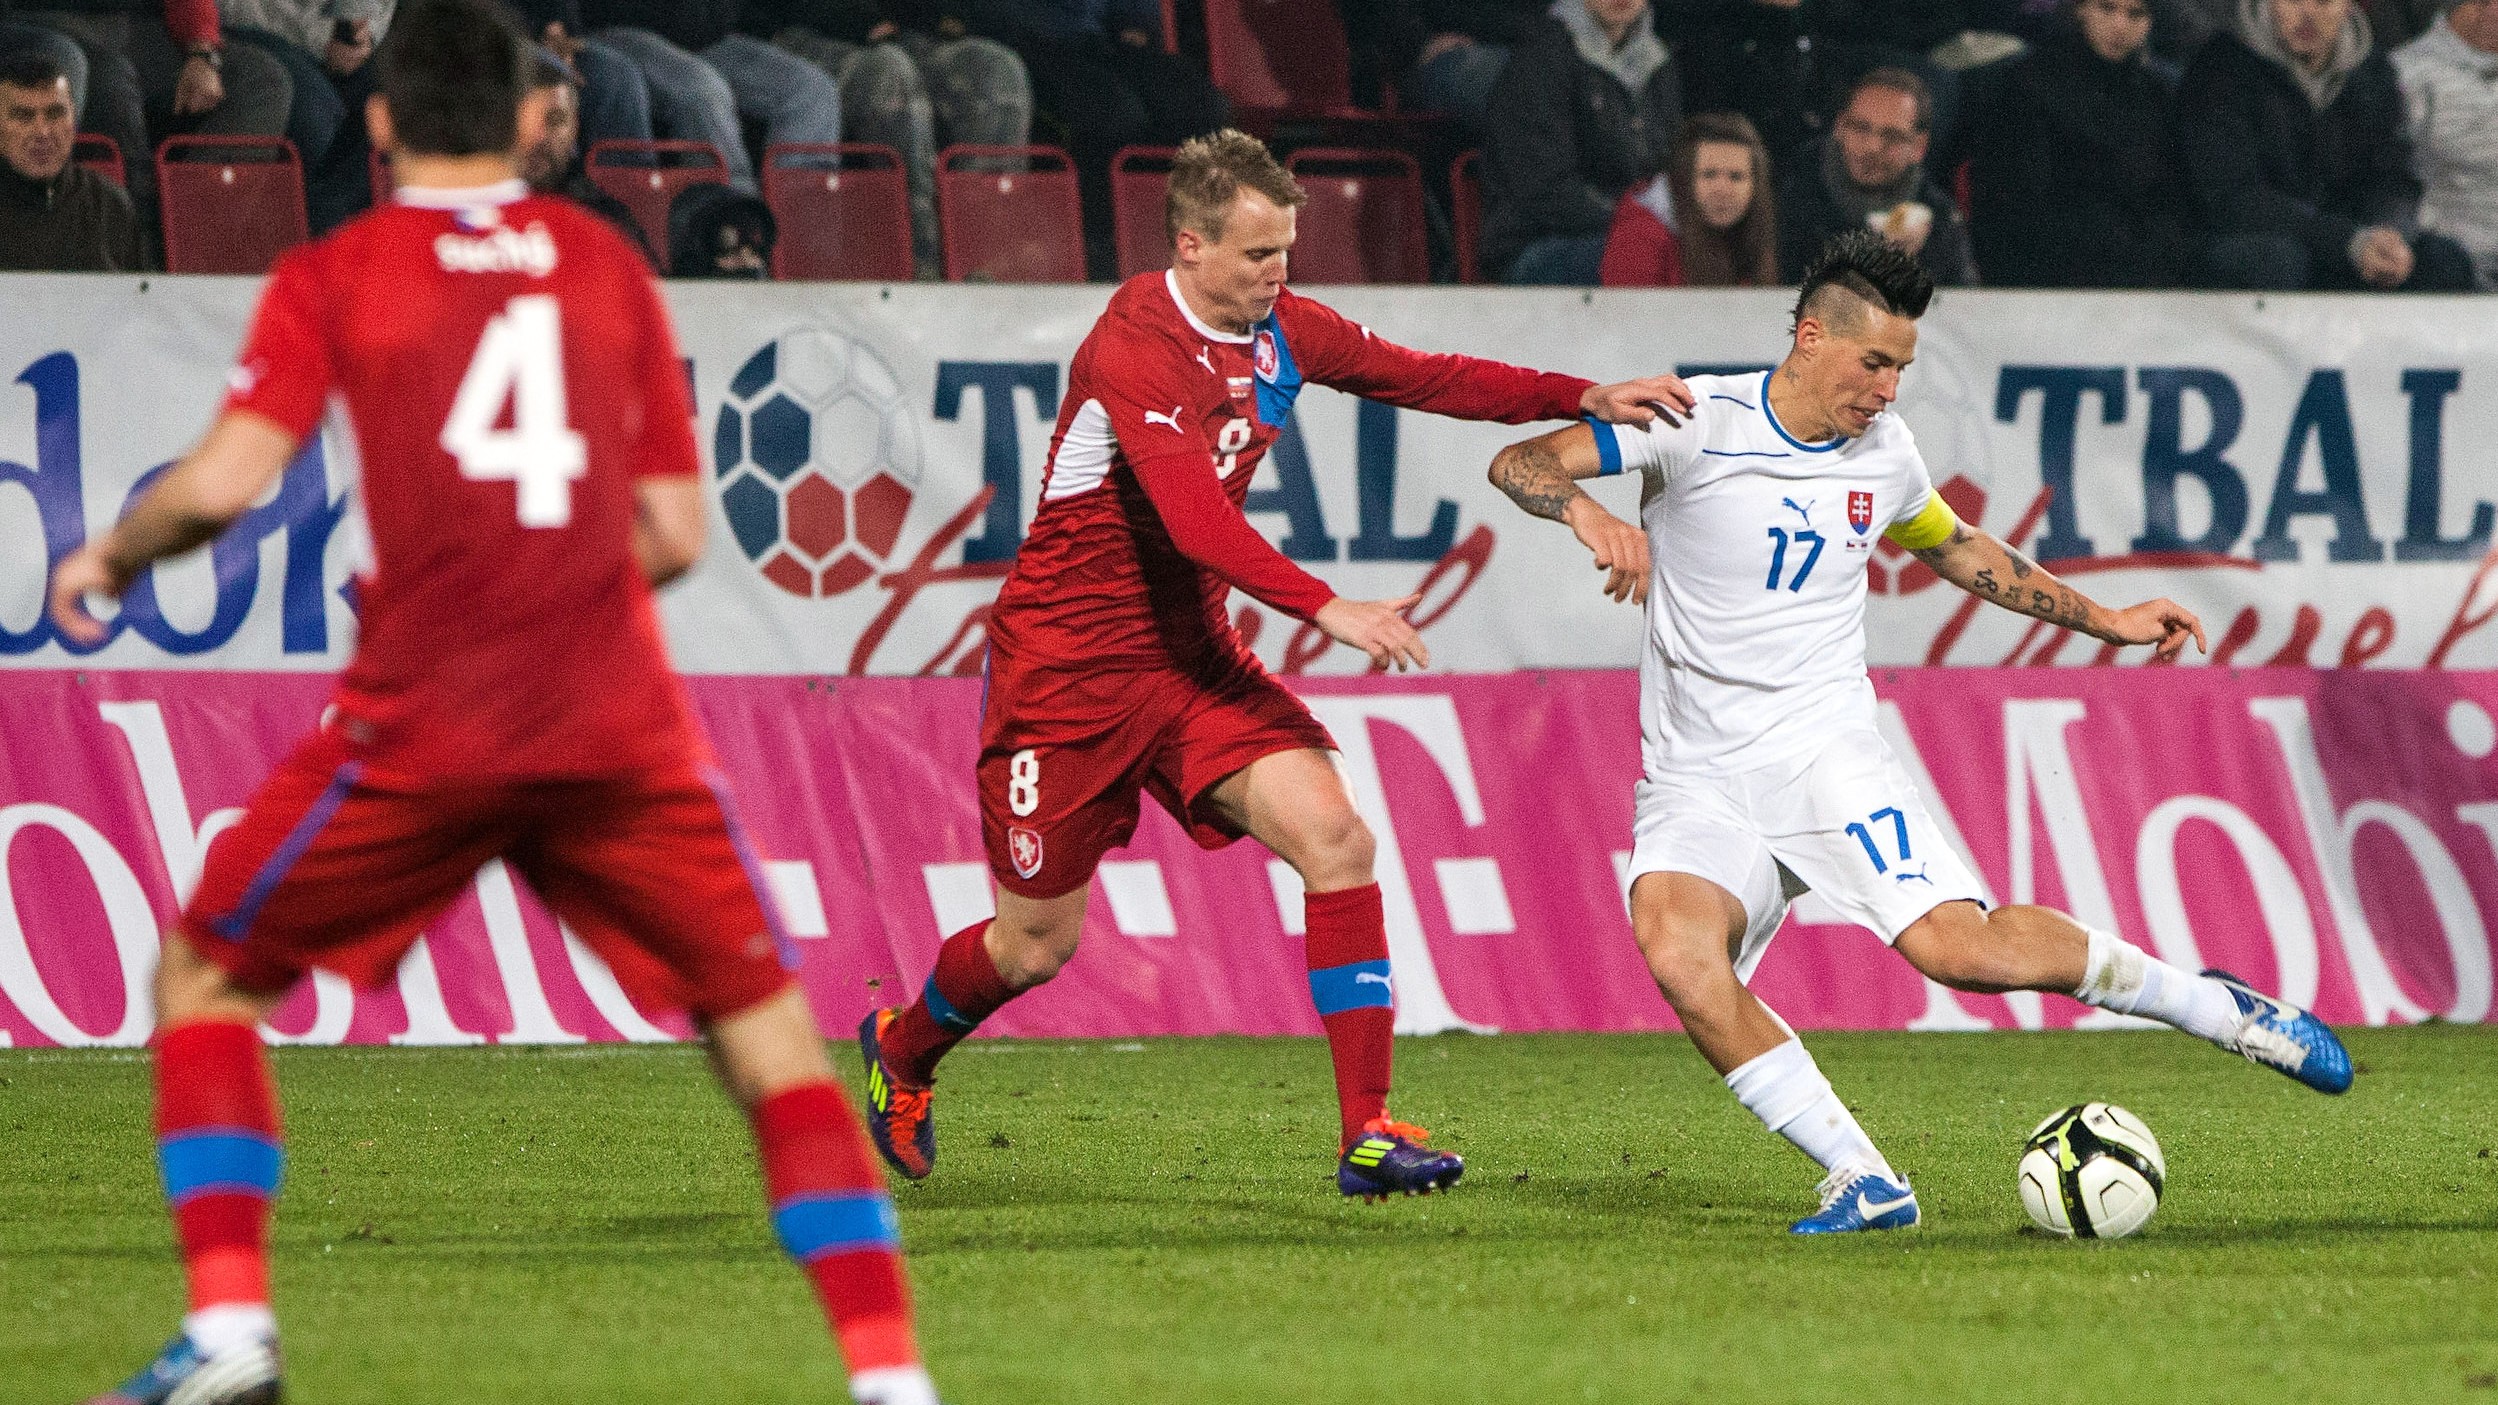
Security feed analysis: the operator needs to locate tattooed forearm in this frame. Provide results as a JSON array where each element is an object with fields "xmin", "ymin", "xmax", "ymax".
[
  {"xmin": 1919, "ymin": 529, "xmax": 2106, "ymax": 637},
  {"xmin": 1489, "ymin": 439, "xmax": 1586, "ymax": 523},
  {"xmin": 2005, "ymin": 545, "xmax": 2037, "ymax": 579}
]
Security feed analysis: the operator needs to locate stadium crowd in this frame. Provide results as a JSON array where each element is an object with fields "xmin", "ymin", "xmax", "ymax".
[{"xmin": 0, "ymin": 0, "xmax": 2492, "ymax": 289}]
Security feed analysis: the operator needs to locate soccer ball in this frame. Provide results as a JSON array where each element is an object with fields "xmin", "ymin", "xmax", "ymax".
[
  {"xmin": 714, "ymin": 328, "xmax": 924, "ymax": 598},
  {"xmin": 2017, "ymin": 1102, "xmax": 2166, "ymax": 1239}
]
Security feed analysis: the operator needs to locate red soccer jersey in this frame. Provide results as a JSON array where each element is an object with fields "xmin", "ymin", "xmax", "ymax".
[
  {"xmin": 222, "ymin": 183, "xmax": 703, "ymax": 786},
  {"xmin": 986, "ymin": 270, "xmax": 1594, "ymax": 668}
]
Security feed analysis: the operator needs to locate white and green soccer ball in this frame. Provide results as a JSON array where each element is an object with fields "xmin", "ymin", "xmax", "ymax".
[{"xmin": 2017, "ymin": 1102, "xmax": 2166, "ymax": 1239}]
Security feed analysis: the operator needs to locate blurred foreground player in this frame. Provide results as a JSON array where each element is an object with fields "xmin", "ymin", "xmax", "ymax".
[
  {"xmin": 49, "ymin": 5, "xmax": 936, "ymax": 1402},
  {"xmin": 857, "ymin": 128, "xmax": 1694, "ymax": 1200},
  {"xmin": 1486, "ymin": 231, "xmax": 2353, "ymax": 1235}
]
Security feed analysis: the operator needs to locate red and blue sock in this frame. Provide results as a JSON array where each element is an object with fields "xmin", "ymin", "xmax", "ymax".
[
  {"xmin": 1304, "ymin": 883, "xmax": 1394, "ymax": 1149},
  {"xmin": 155, "ymin": 1020, "xmax": 283, "ymax": 1326},
  {"xmin": 878, "ymin": 921, "xmax": 1016, "ymax": 1087},
  {"xmin": 751, "ymin": 1081, "xmax": 919, "ymax": 1374}
]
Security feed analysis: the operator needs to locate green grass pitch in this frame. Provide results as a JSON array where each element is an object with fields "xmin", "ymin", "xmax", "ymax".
[{"xmin": 5, "ymin": 1027, "xmax": 2495, "ymax": 1404}]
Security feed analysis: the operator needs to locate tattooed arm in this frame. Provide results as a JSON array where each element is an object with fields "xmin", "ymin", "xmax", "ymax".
[
  {"xmin": 1909, "ymin": 518, "xmax": 2209, "ymax": 661},
  {"xmin": 1488, "ymin": 423, "xmax": 1651, "ymax": 603}
]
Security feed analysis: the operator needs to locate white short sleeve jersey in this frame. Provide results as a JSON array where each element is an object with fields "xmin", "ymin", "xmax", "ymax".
[{"xmin": 1597, "ymin": 371, "xmax": 1940, "ymax": 776}]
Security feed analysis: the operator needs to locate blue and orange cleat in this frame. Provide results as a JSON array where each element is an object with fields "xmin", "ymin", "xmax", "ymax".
[
  {"xmin": 2204, "ymin": 968, "xmax": 2354, "ymax": 1094},
  {"xmin": 1336, "ymin": 1116, "xmax": 1464, "ymax": 1199},
  {"xmin": 1789, "ymin": 1165, "xmax": 1919, "ymax": 1235},
  {"xmin": 857, "ymin": 1010, "xmax": 936, "ymax": 1180},
  {"xmin": 86, "ymin": 1333, "xmax": 280, "ymax": 1405}
]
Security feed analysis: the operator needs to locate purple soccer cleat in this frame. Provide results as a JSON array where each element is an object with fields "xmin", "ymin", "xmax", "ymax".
[{"xmin": 1336, "ymin": 1116, "xmax": 1465, "ymax": 1200}]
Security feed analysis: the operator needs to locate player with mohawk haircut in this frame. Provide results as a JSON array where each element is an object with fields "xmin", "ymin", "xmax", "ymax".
[{"xmin": 1483, "ymin": 230, "xmax": 2353, "ymax": 1235}]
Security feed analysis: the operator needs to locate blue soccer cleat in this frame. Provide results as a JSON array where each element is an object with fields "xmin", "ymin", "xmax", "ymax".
[
  {"xmin": 857, "ymin": 1009, "xmax": 937, "ymax": 1180},
  {"xmin": 1336, "ymin": 1117, "xmax": 1464, "ymax": 1199},
  {"xmin": 86, "ymin": 1333, "xmax": 280, "ymax": 1405},
  {"xmin": 1790, "ymin": 1165, "xmax": 1920, "ymax": 1235},
  {"xmin": 2204, "ymin": 969, "xmax": 2354, "ymax": 1094}
]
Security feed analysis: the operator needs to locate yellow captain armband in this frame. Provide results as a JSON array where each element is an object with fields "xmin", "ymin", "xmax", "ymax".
[{"xmin": 1882, "ymin": 491, "xmax": 1961, "ymax": 551}]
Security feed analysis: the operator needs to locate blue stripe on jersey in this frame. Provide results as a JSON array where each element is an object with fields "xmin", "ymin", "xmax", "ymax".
[
  {"xmin": 1759, "ymin": 370, "xmax": 1843, "ymax": 453},
  {"xmin": 1251, "ymin": 314, "xmax": 1304, "ymax": 427},
  {"xmin": 923, "ymin": 972, "xmax": 978, "ymax": 1034},
  {"xmin": 1308, "ymin": 959, "xmax": 1394, "ymax": 1016},
  {"xmin": 159, "ymin": 1129, "xmax": 283, "ymax": 1206},
  {"xmin": 771, "ymin": 1192, "xmax": 900, "ymax": 1263},
  {"xmin": 207, "ymin": 762, "xmax": 362, "ymax": 942},
  {"xmin": 1582, "ymin": 414, "xmax": 1623, "ymax": 476},
  {"xmin": 1699, "ymin": 449, "xmax": 1792, "ymax": 459}
]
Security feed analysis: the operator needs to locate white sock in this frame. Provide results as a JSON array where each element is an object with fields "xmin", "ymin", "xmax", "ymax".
[
  {"xmin": 2073, "ymin": 928, "xmax": 2242, "ymax": 1042},
  {"xmin": 183, "ymin": 1303, "xmax": 275, "ymax": 1356},
  {"xmin": 1724, "ymin": 1038, "xmax": 1894, "ymax": 1182},
  {"xmin": 851, "ymin": 1364, "xmax": 939, "ymax": 1405}
]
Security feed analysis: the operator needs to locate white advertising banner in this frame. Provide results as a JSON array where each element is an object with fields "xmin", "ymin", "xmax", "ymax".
[{"xmin": 3, "ymin": 275, "xmax": 2494, "ymax": 675}]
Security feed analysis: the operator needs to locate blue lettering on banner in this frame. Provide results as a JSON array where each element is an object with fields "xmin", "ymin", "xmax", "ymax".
[
  {"xmin": 0, "ymin": 351, "xmax": 348, "ymax": 656},
  {"xmin": 1350, "ymin": 401, "xmax": 1455, "ymax": 562},
  {"xmin": 2396, "ymin": 369, "xmax": 2493, "ymax": 562},
  {"xmin": 2253, "ymin": 370, "xmax": 2385, "ymax": 563},
  {"xmin": 1995, "ymin": 365, "xmax": 2126, "ymax": 561},
  {"xmin": 1243, "ymin": 413, "xmax": 1337, "ymax": 560},
  {"xmin": 933, "ymin": 361, "xmax": 1060, "ymax": 564},
  {"xmin": 2133, "ymin": 367, "xmax": 2249, "ymax": 555}
]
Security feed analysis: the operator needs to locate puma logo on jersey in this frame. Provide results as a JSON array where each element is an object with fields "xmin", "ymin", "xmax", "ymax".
[
  {"xmin": 1781, "ymin": 496, "xmax": 1815, "ymax": 524},
  {"xmin": 1195, "ymin": 346, "xmax": 1217, "ymax": 375},
  {"xmin": 1143, "ymin": 406, "xmax": 1186, "ymax": 433}
]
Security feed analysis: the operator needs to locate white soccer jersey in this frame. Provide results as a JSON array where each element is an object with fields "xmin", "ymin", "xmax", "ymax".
[{"xmin": 1597, "ymin": 371, "xmax": 1940, "ymax": 776}]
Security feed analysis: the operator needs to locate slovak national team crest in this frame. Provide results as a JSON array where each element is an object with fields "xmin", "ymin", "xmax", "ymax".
[
  {"xmin": 1008, "ymin": 826, "xmax": 1044, "ymax": 879},
  {"xmin": 1253, "ymin": 330, "xmax": 1279, "ymax": 382},
  {"xmin": 1848, "ymin": 490, "xmax": 1875, "ymax": 535}
]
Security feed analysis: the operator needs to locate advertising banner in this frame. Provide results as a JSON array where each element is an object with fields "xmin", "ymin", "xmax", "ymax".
[{"xmin": 5, "ymin": 669, "xmax": 2493, "ymax": 1047}]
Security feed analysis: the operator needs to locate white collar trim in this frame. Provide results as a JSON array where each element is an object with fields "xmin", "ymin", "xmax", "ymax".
[
  {"xmin": 396, "ymin": 179, "xmax": 529, "ymax": 210},
  {"xmin": 1165, "ymin": 269, "xmax": 1255, "ymax": 344}
]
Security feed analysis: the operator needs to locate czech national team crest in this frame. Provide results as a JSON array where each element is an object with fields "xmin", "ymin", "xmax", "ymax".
[
  {"xmin": 1848, "ymin": 490, "xmax": 1874, "ymax": 535},
  {"xmin": 1253, "ymin": 329, "xmax": 1279, "ymax": 382},
  {"xmin": 1008, "ymin": 825, "xmax": 1044, "ymax": 879}
]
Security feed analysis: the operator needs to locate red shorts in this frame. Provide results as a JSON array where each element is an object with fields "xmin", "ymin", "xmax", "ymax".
[
  {"xmin": 978, "ymin": 647, "xmax": 1334, "ymax": 898},
  {"xmin": 183, "ymin": 728, "xmax": 794, "ymax": 1022}
]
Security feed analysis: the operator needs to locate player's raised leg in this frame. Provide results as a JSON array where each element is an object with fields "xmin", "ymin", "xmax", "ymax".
[
  {"xmin": 1628, "ymin": 872, "xmax": 1917, "ymax": 1234},
  {"xmin": 89, "ymin": 934, "xmax": 288, "ymax": 1405},
  {"xmin": 1203, "ymin": 748, "xmax": 1464, "ymax": 1199},
  {"xmin": 706, "ymin": 986, "xmax": 937, "ymax": 1405},
  {"xmin": 1895, "ymin": 902, "xmax": 2353, "ymax": 1093},
  {"xmin": 862, "ymin": 884, "xmax": 1084, "ymax": 1179}
]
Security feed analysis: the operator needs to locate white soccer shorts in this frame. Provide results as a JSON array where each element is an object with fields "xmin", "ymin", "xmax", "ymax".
[{"xmin": 1624, "ymin": 728, "xmax": 1987, "ymax": 979}]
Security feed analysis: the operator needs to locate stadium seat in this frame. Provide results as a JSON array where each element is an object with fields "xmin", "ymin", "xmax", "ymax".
[
  {"xmin": 1202, "ymin": 0, "xmax": 1434, "ymax": 141},
  {"xmin": 1111, "ymin": 146, "xmax": 1177, "ymax": 280},
  {"xmin": 1284, "ymin": 147, "xmax": 1428, "ymax": 284},
  {"xmin": 585, "ymin": 139, "xmax": 730, "ymax": 269},
  {"xmin": 1450, "ymin": 150, "xmax": 1482, "ymax": 284},
  {"xmin": 155, "ymin": 136, "xmax": 308, "ymax": 275},
  {"xmin": 936, "ymin": 144, "xmax": 1084, "ymax": 283},
  {"xmin": 73, "ymin": 133, "xmax": 122, "ymax": 186},
  {"xmin": 765, "ymin": 142, "xmax": 913, "ymax": 282}
]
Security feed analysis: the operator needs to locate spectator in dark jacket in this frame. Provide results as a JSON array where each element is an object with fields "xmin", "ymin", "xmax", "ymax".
[
  {"xmin": 1972, "ymin": 0, "xmax": 2191, "ymax": 285},
  {"xmin": 0, "ymin": 47, "xmax": 140, "ymax": 268},
  {"xmin": 519, "ymin": 44, "xmax": 657, "ymax": 267},
  {"xmin": 582, "ymin": 0, "xmax": 843, "ymax": 193},
  {"xmin": 755, "ymin": 0, "xmax": 1031, "ymax": 274},
  {"xmin": 1776, "ymin": 65, "xmax": 1975, "ymax": 282},
  {"xmin": 1343, "ymin": 0, "xmax": 1544, "ymax": 136},
  {"xmin": 2177, "ymin": 0, "xmax": 2473, "ymax": 288},
  {"xmin": 1600, "ymin": 108, "xmax": 1779, "ymax": 284},
  {"xmin": 508, "ymin": 0, "xmax": 654, "ymax": 151},
  {"xmin": 1668, "ymin": 0, "xmax": 1974, "ymax": 171},
  {"xmin": 1483, "ymin": 0, "xmax": 1682, "ymax": 284},
  {"xmin": 955, "ymin": 0, "xmax": 1227, "ymax": 278}
]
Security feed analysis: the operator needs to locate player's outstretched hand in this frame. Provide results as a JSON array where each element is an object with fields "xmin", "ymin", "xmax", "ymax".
[
  {"xmin": 47, "ymin": 542, "xmax": 127, "ymax": 647},
  {"xmin": 2104, "ymin": 597, "xmax": 2207, "ymax": 662},
  {"xmin": 1582, "ymin": 374, "xmax": 1696, "ymax": 427},
  {"xmin": 1315, "ymin": 593, "xmax": 1430, "ymax": 672},
  {"xmin": 1563, "ymin": 497, "xmax": 1649, "ymax": 603}
]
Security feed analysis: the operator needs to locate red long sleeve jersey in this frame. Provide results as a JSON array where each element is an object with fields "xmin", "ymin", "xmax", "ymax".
[{"xmin": 986, "ymin": 271, "xmax": 1594, "ymax": 668}]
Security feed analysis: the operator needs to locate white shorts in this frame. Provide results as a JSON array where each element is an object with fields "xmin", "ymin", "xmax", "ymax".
[{"xmin": 1625, "ymin": 728, "xmax": 1987, "ymax": 980}]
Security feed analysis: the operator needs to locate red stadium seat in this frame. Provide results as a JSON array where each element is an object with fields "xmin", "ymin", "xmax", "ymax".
[
  {"xmin": 765, "ymin": 142, "xmax": 913, "ymax": 282},
  {"xmin": 1450, "ymin": 150, "xmax": 1483, "ymax": 284},
  {"xmin": 155, "ymin": 136, "xmax": 307, "ymax": 275},
  {"xmin": 1202, "ymin": 0, "xmax": 1435, "ymax": 142},
  {"xmin": 73, "ymin": 133, "xmax": 123, "ymax": 186},
  {"xmin": 1284, "ymin": 147, "xmax": 1427, "ymax": 284},
  {"xmin": 936, "ymin": 144, "xmax": 1084, "ymax": 283},
  {"xmin": 1111, "ymin": 145, "xmax": 1176, "ymax": 280},
  {"xmin": 585, "ymin": 139, "xmax": 730, "ymax": 268}
]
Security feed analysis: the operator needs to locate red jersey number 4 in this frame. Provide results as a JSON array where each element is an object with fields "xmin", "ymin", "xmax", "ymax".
[{"xmin": 440, "ymin": 294, "xmax": 589, "ymax": 528}]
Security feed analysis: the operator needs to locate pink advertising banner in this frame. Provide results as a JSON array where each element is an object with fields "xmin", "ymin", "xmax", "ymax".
[{"xmin": 2, "ymin": 668, "xmax": 2494, "ymax": 1048}]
